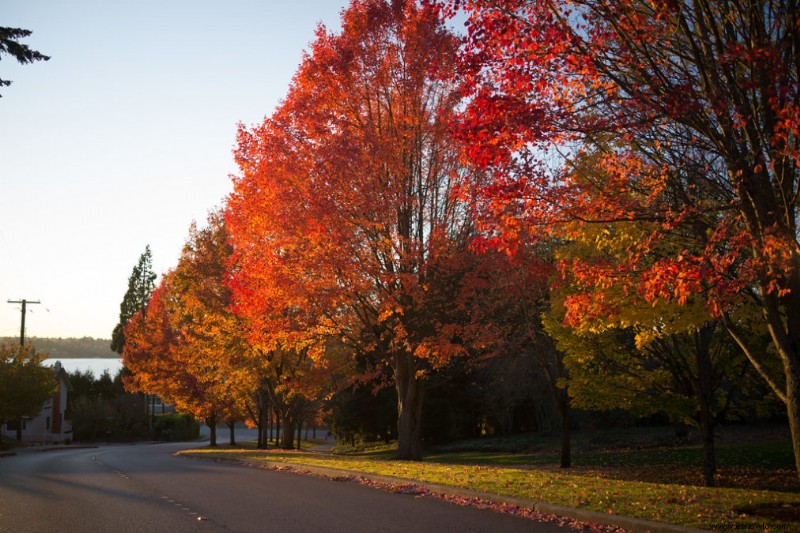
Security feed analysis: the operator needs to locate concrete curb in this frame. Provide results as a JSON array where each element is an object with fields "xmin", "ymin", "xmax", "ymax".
[
  {"xmin": 1, "ymin": 444, "xmax": 99, "ymax": 455},
  {"xmin": 534, "ymin": 503, "xmax": 704, "ymax": 533},
  {"xmin": 229, "ymin": 458, "xmax": 707, "ymax": 533},
  {"xmin": 32, "ymin": 445, "xmax": 99, "ymax": 453}
]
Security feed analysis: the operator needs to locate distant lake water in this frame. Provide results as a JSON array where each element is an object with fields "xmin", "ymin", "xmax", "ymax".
[{"xmin": 43, "ymin": 358, "xmax": 123, "ymax": 377}]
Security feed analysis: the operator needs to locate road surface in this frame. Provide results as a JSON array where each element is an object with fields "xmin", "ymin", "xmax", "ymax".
[{"xmin": 0, "ymin": 442, "xmax": 574, "ymax": 532}]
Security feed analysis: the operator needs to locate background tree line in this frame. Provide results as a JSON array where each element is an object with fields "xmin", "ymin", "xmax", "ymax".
[{"xmin": 0, "ymin": 337, "xmax": 120, "ymax": 359}]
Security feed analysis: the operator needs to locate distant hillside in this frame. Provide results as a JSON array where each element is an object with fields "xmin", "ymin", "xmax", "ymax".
[{"xmin": 1, "ymin": 337, "xmax": 118, "ymax": 358}]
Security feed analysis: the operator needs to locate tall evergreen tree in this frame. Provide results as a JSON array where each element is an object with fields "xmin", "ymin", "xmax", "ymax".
[{"xmin": 111, "ymin": 246, "xmax": 157, "ymax": 354}]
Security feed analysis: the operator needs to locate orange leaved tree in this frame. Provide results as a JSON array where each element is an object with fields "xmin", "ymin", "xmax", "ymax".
[
  {"xmin": 227, "ymin": 0, "xmax": 476, "ymax": 460},
  {"xmin": 123, "ymin": 212, "xmax": 244, "ymax": 446}
]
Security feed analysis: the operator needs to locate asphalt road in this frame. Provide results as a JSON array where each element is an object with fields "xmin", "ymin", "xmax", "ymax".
[{"xmin": 0, "ymin": 442, "xmax": 573, "ymax": 533}]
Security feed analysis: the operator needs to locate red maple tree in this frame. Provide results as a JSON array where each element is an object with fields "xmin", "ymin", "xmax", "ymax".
[
  {"xmin": 452, "ymin": 0, "xmax": 800, "ymax": 472},
  {"xmin": 227, "ymin": 0, "xmax": 478, "ymax": 460}
]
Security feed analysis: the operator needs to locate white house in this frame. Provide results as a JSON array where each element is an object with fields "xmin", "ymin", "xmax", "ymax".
[{"xmin": 1, "ymin": 361, "xmax": 73, "ymax": 443}]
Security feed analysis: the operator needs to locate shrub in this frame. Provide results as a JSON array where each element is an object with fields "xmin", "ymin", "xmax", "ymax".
[{"xmin": 153, "ymin": 413, "xmax": 200, "ymax": 442}]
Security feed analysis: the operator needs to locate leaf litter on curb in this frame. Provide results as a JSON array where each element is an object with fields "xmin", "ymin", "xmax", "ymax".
[{"xmin": 316, "ymin": 468, "xmax": 626, "ymax": 531}]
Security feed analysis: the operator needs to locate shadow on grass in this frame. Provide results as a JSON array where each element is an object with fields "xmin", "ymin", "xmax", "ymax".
[{"xmin": 420, "ymin": 440, "xmax": 798, "ymax": 492}]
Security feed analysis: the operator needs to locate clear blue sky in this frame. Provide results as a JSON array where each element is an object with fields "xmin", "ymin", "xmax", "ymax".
[{"xmin": 1, "ymin": 0, "xmax": 350, "ymax": 340}]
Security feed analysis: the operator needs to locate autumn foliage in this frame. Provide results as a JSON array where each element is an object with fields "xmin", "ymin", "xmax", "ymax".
[
  {"xmin": 123, "ymin": 212, "xmax": 244, "ymax": 445},
  {"xmin": 119, "ymin": 0, "xmax": 797, "ymax": 480},
  {"xmin": 453, "ymin": 0, "xmax": 800, "ymax": 474},
  {"xmin": 227, "ymin": 0, "xmax": 479, "ymax": 460}
]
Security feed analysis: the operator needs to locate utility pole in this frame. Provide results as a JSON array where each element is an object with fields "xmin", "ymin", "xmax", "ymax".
[{"xmin": 7, "ymin": 299, "xmax": 41, "ymax": 346}]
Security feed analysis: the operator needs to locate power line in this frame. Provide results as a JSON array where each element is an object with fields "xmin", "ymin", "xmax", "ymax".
[{"xmin": 7, "ymin": 299, "xmax": 41, "ymax": 346}]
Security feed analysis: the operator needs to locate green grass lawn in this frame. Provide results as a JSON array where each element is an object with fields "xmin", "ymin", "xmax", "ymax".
[
  {"xmin": 581, "ymin": 440, "xmax": 794, "ymax": 469},
  {"xmin": 180, "ymin": 437, "xmax": 800, "ymax": 530},
  {"xmin": 424, "ymin": 440, "xmax": 795, "ymax": 470}
]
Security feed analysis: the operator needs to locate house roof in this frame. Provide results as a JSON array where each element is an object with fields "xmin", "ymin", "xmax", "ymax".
[{"xmin": 52, "ymin": 361, "xmax": 74, "ymax": 392}]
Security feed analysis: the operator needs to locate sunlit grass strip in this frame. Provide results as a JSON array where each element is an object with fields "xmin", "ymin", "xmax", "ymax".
[{"xmin": 179, "ymin": 448, "xmax": 800, "ymax": 529}]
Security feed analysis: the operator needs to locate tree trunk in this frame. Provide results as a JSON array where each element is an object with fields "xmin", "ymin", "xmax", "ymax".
[
  {"xmin": 394, "ymin": 353, "xmax": 424, "ymax": 460},
  {"xmin": 256, "ymin": 425, "xmax": 264, "ymax": 449},
  {"xmin": 699, "ymin": 406, "xmax": 716, "ymax": 487},
  {"xmin": 296, "ymin": 420, "xmax": 302, "ymax": 450},
  {"xmin": 259, "ymin": 399, "xmax": 268, "ymax": 449},
  {"xmin": 747, "ymin": 285, "xmax": 800, "ymax": 478},
  {"xmin": 557, "ymin": 392, "xmax": 571, "ymax": 468},
  {"xmin": 786, "ymin": 356, "xmax": 800, "ymax": 477},
  {"xmin": 228, "ymin": 421, "xmax": 236, "ymax": 446},
  {"xmin": 783, "ymin": 291, "xmax": 800, "ymax": 478},
  {"xmin": 535, "ymin": 338, "xmax": 571, "ymax": 467},
  {"xmin": 207, "ymin": 415, "xmax": 217, "ymax": 447},
  {"xmin": 254, "ymin": 388, "xmax": 268, "ymax": 449},
  {"xmin": 280, "ymin": 413, "xmax": 295, "ymax": 450},
  {"xmin": 150, "ymin": 394, "xmax": 156, "ymax": 430},
  {"xmin": 267, "ymin": 406, "xmax": 273, "ymax": 444},
  {"xmin": 15, "ymin": 418, "xmax": 22, "ymax": 442},
  {"xmin": 694, "ymin": 325, "xmax": 717, "ymax": 487}
]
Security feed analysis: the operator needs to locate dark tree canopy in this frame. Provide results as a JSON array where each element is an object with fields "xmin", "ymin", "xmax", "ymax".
[
  {"xmin": 0, "ymin": 343, "xmax": 57, "ymax": 434},
  {"xmin": 0, "ymin": 27, "xmax": 50, "ymax": 96}
]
